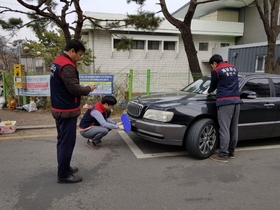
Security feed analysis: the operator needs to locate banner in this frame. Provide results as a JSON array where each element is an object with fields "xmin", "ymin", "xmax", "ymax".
[
  {"xmin": 79, "ymin": 74, "xmax": 114, "ymax": 96},
  {"xmin": 15, "ymin": 74, "xmax": 114, "ymax": 96},
  {"xmin": 15, "ymin": 75, "xmax": 50, "ymax": 96}
]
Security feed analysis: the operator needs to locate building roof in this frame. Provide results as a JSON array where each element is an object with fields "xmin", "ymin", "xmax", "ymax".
[
  {"xmin": 83, "ymin": 11, "xmax": 243, "ymax": 37},
  {"xmin": 172, "ymin": 0, "xmax": 255, "ymax": 19}
]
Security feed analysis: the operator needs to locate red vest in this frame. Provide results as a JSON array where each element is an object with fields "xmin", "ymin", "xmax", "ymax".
[{"xmin": 50, "ymin": 55, "xmax": 81, "ymax": 112}]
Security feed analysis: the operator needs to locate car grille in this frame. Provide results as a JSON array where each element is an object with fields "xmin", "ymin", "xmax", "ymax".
[{"xmin": 127, "ymin": 101, "xmax": 144, "ymax": 117}]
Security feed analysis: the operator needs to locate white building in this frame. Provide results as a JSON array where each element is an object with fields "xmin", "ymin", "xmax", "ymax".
[{"xmin": 81, "ymin": 0, "xmax": 254, "ymax": 93}]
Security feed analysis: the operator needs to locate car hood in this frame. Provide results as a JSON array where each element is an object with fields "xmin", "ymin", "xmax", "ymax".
[{"xmin": 131, "ymin": 91, "xmax": 214, "ymax": 108}]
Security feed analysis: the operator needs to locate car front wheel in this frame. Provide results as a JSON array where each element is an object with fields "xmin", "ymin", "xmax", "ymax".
[{"xmin": 185, "ymin": 118, "xmax": 218, "ymax": 159}]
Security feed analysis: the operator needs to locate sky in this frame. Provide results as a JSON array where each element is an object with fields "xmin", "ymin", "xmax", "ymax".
[{"xmin": 0, "ymin": 0, "xmax": 188, "ymax": 41}]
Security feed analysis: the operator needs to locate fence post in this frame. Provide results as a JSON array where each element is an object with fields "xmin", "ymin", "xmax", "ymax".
[
  {"xmin": 146, "ymin": 69, "xmax": 150, "ymax": 95},
  {"xmin": 128, "ymin": 69, "xmax": 133, "ymax": 100},
  {"xmin": 23, "ymin": 96, "xmax": 28, "ymax": 105},
  {"xmin": 2, "ymin": 71, "xmax": 6, "ymax": 101}
]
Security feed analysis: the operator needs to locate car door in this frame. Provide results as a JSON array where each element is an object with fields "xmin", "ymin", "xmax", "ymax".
[
  {"xmin": 238, "ymin": 77, "xmax": 278, "ymax": 140},
  {"xmin": 270, "ymin": 77, "xmax": 280, "ymax": 137}
]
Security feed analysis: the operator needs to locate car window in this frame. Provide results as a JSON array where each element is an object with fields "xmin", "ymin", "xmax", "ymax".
[
  {"xmin": 181, "ymin": 75, "xmax": 243, "ymax": 94},
  {"xmin": 272, "ymin": 78, "xmax": 280, "ymax": 97},
  {"xmin": 241, "ymin": 78, "xmax": 270, "ymax": 97},
  {"xmin": 181, "ymin": 77, "xmax": 210, "ymax": 94}
]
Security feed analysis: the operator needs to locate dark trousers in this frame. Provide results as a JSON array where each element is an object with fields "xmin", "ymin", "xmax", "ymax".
[
  {"xmin": 55, "ymin": 117, "xmax": 77, "ymax": 178},
  {"xmin": 217, "ymin": 104, "xmax": 240, "ymax": 157}
]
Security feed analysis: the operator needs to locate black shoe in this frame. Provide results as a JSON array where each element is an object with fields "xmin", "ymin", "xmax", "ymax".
[
  {"xmin": 57, "ymin": 175, "xmax": 83, "ymax": 183},
  {"xmin": 228, "ymin": 154, "xmax": 235, "ymax": 159},
  {"xmin": 70, "ymin": 166, "xmax": 78, "ymax": 173}
]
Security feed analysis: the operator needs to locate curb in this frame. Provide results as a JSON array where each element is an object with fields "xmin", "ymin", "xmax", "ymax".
[
  {"xmin": 17, "ymin": 125, "xmax": 56, "ymax": 130},
  {"xmin": 16, "ymin": 117, "xmax": 121, "ymax": 130}
]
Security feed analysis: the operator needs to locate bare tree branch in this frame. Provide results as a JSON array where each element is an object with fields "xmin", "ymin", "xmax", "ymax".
[
  {"xmin": 158, "ymin": 0, "xmax": 183, "ymax": 28},
  {"xmin": 0, "ymin": 7, "xmax": 34, "ymax": 16},
  {"xmin": 72, "ymin": 0, "xmax": 84, "ymax": 39}
]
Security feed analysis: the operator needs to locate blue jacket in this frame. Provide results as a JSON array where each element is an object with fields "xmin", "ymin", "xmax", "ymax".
[{"xmin": 208, "ymin": 62, "xmax": 242, "ymax": 107}]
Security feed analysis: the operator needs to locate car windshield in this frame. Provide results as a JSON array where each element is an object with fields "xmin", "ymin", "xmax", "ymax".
[{"xmin": 181, "ymin": 76, "xmax": 211, "ymax": 94}]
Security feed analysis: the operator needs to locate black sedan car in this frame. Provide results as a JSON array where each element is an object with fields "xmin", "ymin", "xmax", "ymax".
[{"xmin": 126, "ymin": 73, "xmax": 280, "ymax": 159}]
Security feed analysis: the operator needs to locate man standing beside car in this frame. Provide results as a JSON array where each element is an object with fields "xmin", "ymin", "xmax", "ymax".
[
  {"xmin": 50, "ymin": 39, "xmax": 96, "ymax": 183},
  {"xmin": 207, "ymin": 54, "xmax": 242, "ymax": 163}
]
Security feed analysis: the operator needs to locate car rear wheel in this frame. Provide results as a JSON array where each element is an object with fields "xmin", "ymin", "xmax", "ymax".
[{"xmin": 185, "ymin": 118, "xmax": 218, "ymax": 159}]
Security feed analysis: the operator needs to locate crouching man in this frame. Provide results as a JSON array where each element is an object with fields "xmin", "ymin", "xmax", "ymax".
[{"xmin": 79, "ymin": 96, "xmax": 124, "ymax": 150}]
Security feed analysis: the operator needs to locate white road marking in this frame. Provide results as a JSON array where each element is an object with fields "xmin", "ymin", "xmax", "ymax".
[
  {"xmin": 119, "ymin": 131, "xmax": 280, "ymax": 159},
  {"xmin": 118, "ymin": 131, "xmax": 146, "ymax": 158},
  {"xmin": 118, "ymin": 131, "xmax": 187, "ymax": 159},
  {"xmin": 235, "ymin": 145, "xmax": 280, "ymax": 151}
]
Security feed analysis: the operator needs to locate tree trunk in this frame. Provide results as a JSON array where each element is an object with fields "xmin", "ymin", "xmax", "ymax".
[
  {"xmin": 266, "ymin": 39, "xmax": 276, "ymax": 74},
  {"xmin": 255, "ymin": 0, "xmax": 280, "ymax": 74},
  {"xmin": 62, "ymin": 28, "xmax": 72, "ymax": 43},
  {"xmin": 179, "ymin": 26, "xmax": 202, "ymax": 81},
  {"xmin": 159, "ymin": 0, "xmax": 203, "ymax": 82}
]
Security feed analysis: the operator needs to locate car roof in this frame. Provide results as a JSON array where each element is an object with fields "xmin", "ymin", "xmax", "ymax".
[
  {"xmin": 203, "ymin": 73, "xmax": 279, "ymax": 79},
  {"xmin": 239, "ymin": 73, "xmax": 280, "ymax": 78}
]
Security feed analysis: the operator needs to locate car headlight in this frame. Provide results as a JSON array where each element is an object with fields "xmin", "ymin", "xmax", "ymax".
[{"xmin": 143, "ymin": 109, "xmax": 174, "ymax": 122}]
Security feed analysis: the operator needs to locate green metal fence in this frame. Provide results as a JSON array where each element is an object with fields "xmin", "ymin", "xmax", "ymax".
[{"xmin": 1, "ymin": 69, "xmax": 193, "ymax": 107}]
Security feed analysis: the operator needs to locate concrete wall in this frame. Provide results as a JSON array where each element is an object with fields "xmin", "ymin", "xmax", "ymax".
[
  {"xmin": 236, "ymin": 6, "xmax": 267, "ymax": 45},
  {"xmin": 83, "ymin": 30, "xmax": 235, "ymax": 74},
  {"xmin": 200, "ymin": 10, "xmax": 239, "ymax": 22}
]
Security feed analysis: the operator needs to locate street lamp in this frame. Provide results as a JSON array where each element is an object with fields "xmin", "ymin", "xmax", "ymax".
[
  {"xmin": 23, "ymin": 46, "xmax": 30, "ymax": 54},
  {"xmin": 13, "ymin": 39, "xmax": 27, "ymax": 64}
]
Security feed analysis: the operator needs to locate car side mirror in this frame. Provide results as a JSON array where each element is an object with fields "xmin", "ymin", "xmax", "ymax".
[{"xmin": 240, "ymin": 91, "xmax": 257, "ymax": 99}]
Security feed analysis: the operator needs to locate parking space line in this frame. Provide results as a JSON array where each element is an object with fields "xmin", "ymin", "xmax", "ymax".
[
  {"xmin": 118, "ymin": 131, "xmax": 145, "ymax": 158},
  {"xmin": 119, "ymin": 131, "xmax": 280, "ymax": 159},
  {"xmin": 118, "ymin": 131, "xmax": 187, "ymax": 159},
  {"xmin": 236, "ymin": 145, "xmax": 280, "ymax": 151}
]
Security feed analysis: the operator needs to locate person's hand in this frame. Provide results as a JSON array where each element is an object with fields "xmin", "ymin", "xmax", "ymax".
[
  {"xmin": 118, "ymin": 124, "xmax": 124, "ymax": 130},
  {"xmin": 89, "ymin": 85, "xmax": 96, "ymax": 92},
  {"xmin": 116, "ymin": 122, "xmax": 123, "ymax": 126}
]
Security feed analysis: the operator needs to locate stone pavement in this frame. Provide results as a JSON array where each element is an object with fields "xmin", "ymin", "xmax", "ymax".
[{"xmin": 0, "ymin": 108, "xmax": 55, "ymax": 129}]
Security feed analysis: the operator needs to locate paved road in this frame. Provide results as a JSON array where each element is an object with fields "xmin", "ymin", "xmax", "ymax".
[{"xmin": 1, "ymin": 128, "xmax": 280, "ymax": 210}]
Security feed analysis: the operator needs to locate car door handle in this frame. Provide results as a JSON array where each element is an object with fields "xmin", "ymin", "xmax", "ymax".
[{"xmin": 263, "ymin": 103, "xmax": 275, "ymax": 108}]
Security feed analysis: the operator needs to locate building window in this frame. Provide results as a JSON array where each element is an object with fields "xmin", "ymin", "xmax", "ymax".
[
  {"xmin": 148, "ymin": 41, "xmax": 159, "ymax": 50},
  {"xmin": 199, "ymin": 43, "xmax": 208, "ymax": 51},
  {"xmin": 164, "ymin": 41, "xmax": 175, "ymax": 50},
  {"xmin": 132, "ymin": 40, "xmax": 145, "ymax": 49},
  {"xmin": 113, "ymin": 39, "xmax": 121, "ymax": 48},
  {"xmin": 255, "ymin": 55, "xmax": 266, "ymax": 72},
  {"xmin": 221, "ymin": 43, "xmax": 230, "ymax": 47}
]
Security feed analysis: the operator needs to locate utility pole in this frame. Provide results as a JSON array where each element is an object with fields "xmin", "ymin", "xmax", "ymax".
[{"xmin": 13, "ymin": 39, "xmax": 27, "ymax": 109}]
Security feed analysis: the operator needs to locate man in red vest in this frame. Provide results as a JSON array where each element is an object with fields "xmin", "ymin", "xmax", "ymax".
[
  {"xmin": 207, "ymin": 54, "xmax": 242, "ymax": 163},
  {"xmin": 50, "ymin": 39, "xmax": 96, "ymax": 183}
]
